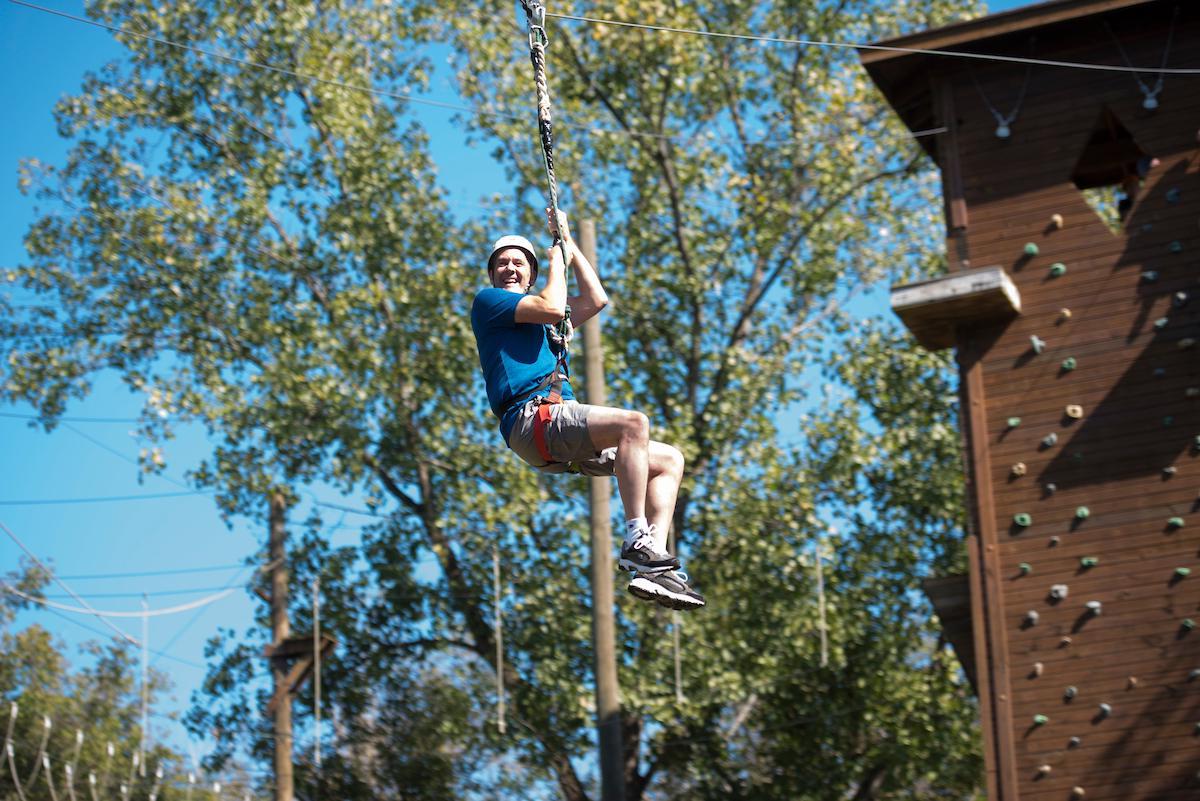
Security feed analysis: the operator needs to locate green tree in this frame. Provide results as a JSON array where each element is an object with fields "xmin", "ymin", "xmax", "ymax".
[
  {"xmin": 0, "ymin": 566, "xmax": 197, "ymax": 801},
  {"xmin": 3, "ymin": 0, "xmax": 987, "ymax": 798}
]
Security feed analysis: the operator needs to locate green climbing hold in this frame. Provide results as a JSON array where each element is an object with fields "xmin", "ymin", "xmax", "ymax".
[
  {"xmin": 1168, "ymin": 517, "xmax": 1185, "ymax": 529},
  {"xmin": 1075, "ymin": 507, "xmax": 1090, "ymax": 520},
  {"xmin": 1015, "ymin": 513, "xmax": 1033, "ymax": 527},
  {"xmin": 1154, "ymin": 317, "xmax": 1169, "ymax": 329},
  {"xmin": 1007, "ymin": 416, "xmax": 1021, "ymax": 429},
  {"xmin": 1184, "ymin": 619, "xmax": 1196, "ymax": 631},
  {"xmin": 1061, "ymin": 357, "xmax": 1077, "ymax": 371},
  {"xmin": 1033, "ymin": 714, "xmax": 1049, "ymax": 726},
  {"xmin": 1019, "ymin": 562, "xmax": 1032, "ymax": 575},
  {"xmin": 1175, "ymin": 567, "xmax": 1191, "ymax": 578},
  {"xmin": 1050, "ymin": 263, "xmax": 1067, "ymax": 277},
  {"xmin": 1080, "ymin": 556, "xmax": 1099, "ymax": 568},
  {"xmin": 1169, "ymin": 241, "xmax": 1183, "ymax": 253},
  {"xmin": 1024, "ymin": 242, "xmax": 1039, "ymax": 256}
]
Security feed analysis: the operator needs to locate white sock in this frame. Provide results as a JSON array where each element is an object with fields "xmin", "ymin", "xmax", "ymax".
[
  {"xmin": 624, "ymin": 517, "xmax": 648, "ymax": 544},
  {"xmin": 651, "ymin": 527, "xmax": 668, "ymax": 554}
]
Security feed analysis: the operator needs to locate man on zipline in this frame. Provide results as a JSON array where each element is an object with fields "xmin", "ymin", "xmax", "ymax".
[{"xmin": 471, "ymin": 208, "xmax": 704, "ymax": 611}]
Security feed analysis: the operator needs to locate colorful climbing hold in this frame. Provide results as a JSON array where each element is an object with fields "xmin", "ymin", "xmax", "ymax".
[
  {"xmin": 1068, "ymin": 736, "xmax": 1081, "ymax": 748},
  {"xmin": 1064, "ymin": 686, "xmax": 1077, "ymax": 700},
  {"xmin": 1169, "ymin": 241, "xmax": 1183, "ymax": 253},
  {"xmin": 1164, "ymin": 416, "xmax": 1174, "ymax": 427},
  {"xmin": 1097, "ymin": 703, "xmax": 1112, "ymax": 718},
  {"xmin": 1168, "ymin": 517, "xmax": 1185, "ymax": 529},
  {"xmin": 1015, "ymin": 513, "xmax": 1033, "ymax": 527},
  {"xmin": 1025, "ymin": 610, "xmax": 1040, "ymax": 625},
  {"xmin": 1058, "ymin": 307, "xmax": 1072, "ymax": 321},
  {"xmin": 1075, "ymin": 506, "xmax": 1090, "ymax": 519},
  {"xmin": 1065, "ymin": 404, "xmax": 1083, "ymax": 419},
  {"xmin": 1050, "ymin": 584, "xmax": 1068, "ymax": 600},
  {"xmin": 1030, "ymin": 335, "xmax": 1046, "ymax": 354},
  {"xmin": 1086, "ymin": 601, "xmax": 1102, "ymax": 615},
  {"xmin": 1154, "ymin": 367, "xmax": 1167, "ymax": 378},
  {"xmin": 1167, "ymin": 187, "xmax": 1182, "ymax": 204},
  {"xmin": 1051, "ymin": 213, "xmax": 1064, "ymax": 229},
  {"xmin": 1175, "ymin": 291, "xmax": 1189, "ymax": 307},
  {"xmin": 1042, "ymin": 433, "xmax": 1058, "ymax": 447},
  {"xmin": 1154, "ymin": 317, "xmax": 1170, "ymax": 330},
  {"xmin": 1175, "ymin": 567, "xmax": 1191, "ymax": 578},
  {"xmin": 1011, "ymin": 462, "xmax": 1027, "ymax": 477},
  {"xmin": 1184, "ymin": 619, "xmax": 1196, "ymax": 631},
  {"xmin": 1006, "ymin": 416, "xmax": 1021, "ymax": 429},
  {"xmin": 1024, "ymin": 242, "xmax": 1039, "ymax": 256},
  {"xmin": 1141, "ymin": 270, "xmax": 1159, "ymax": 282},
  {"xmin": 1049, "ymin": 263, "xmax": 1067, "ymax": 277},
  {"xmin": 1061, "ymin": 357, "xmax": 1077, "ymax": 371},
  {"xmin": 1080, "ymin": 556, "xmax": 1098, "ymax": 568},
  {"xmin": 1019, "ymin": 562, "xmax": 1032, "ymax": 575},
  {"xmin": 1033, "ymin": 714, "xmax": 1049, "ymax": 726}
]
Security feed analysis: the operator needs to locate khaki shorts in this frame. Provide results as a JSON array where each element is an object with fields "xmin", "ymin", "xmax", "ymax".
[{"xmin": 507, "ymin": 399, "xmax": 618, "ymax": 476}]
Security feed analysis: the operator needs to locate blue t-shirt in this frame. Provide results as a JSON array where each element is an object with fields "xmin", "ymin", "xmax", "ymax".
[{"xmin": 471, "ymin": 287, "xmax": 575, "ymax": 442}]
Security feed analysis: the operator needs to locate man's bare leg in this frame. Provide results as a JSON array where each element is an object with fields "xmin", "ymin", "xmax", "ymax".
[
  {"xmin": 645, "ymin": 441, "xmax": 684, "ymax": 552},
  {"xmin": 581, "ymin": 406, "xmax": 650, "ymax": 521}
]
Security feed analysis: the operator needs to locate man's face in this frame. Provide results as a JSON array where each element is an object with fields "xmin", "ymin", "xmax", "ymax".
[{"xmin": 490, "ymin": 248, "xmax": 533, "ymax": 293}]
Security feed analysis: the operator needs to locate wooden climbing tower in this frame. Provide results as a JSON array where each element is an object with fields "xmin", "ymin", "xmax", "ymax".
[{"xmin": 860, "ymin": 1, "xmax": 1200, "ymax": 799}]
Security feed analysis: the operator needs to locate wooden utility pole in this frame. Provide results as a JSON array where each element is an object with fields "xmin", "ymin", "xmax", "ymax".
[
  {"xmin": 269, "ymin": 492, "xmax": 294, "ymax": 801},
  {"xmin": 578, "ymin": 220, "xmax": 625, "ymax": 801}
]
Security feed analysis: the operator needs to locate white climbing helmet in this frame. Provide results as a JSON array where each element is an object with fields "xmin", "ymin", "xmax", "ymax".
[{"xmin": 487, "ymin": 235, "xmax": 539, "ymax": 283}]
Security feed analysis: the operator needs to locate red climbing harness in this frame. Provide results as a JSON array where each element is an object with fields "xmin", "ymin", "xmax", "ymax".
[{"xmin": 531, "ymin": 344, "xmax": 568, "ymax": 465}]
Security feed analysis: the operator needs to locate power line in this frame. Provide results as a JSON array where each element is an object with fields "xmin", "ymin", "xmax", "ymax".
[
  {"xmin": 1, "ymin": 519, "xmax": 140, "ymax": 645},
  {"xmin": 0, "ymin": 411, "xmax": 140, "ymax": 423},
  {"xmin": 0, "ymin": 489, "xmax": 212, "ymax": 505},
  {"xmin": 61, "ymin": 422, "xmax": 194, "ymax": 491},
  {"xmin": 547, "ymin": 10, "xmax": 1200, "ymax": 75},
  {"xmin": 36, "ymin": 605, "xmax": 206, "ymax": 670},
  {"xmin": 40, "ymin": 585, "xmax": 247, "ymax": 600},
  {"xmin": 3, "ymin": 584, "xmax": 240, "ymax": 619},
  {"xmin": 57, "ymin": 563, "xmax": 245, "ymax": 580}
]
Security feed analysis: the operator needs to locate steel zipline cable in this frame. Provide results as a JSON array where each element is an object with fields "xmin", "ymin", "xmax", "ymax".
[{"xmin": 546, "ymin": 9, "xmax": 1200, "ymax": 75}]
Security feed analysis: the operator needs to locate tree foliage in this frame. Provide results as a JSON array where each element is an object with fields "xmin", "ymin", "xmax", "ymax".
[
  {"xmin": 3, "ymin": 0, "xmax": 986, "ymax": 798},
  {"xmin": 0, "ymin": 567, "xmax": 199, "ymax": 801}
]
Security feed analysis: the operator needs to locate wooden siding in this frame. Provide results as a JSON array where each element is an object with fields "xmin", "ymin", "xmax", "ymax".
[{"xmin": 948, "ymin": 4, "xmax": 1200, "ymax": 799}]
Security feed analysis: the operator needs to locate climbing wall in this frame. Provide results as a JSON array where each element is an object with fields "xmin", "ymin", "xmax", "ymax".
[{"xmin": 949, "ymin": 9, "xmax": 1200, "ymax": 800}]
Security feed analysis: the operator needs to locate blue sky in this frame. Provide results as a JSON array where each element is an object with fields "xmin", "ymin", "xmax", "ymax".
[{"xmin": 0, "ymin": 0, "xmax": 1033, "ymax": 772}]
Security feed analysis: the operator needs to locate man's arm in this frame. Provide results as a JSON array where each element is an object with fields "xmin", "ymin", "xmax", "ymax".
[
  {"xmin": 514, "ymin": 240, "xmax": 567, "ymax": 324},
  {"xmin": 551, "ymin": 210, "xmax": 609, "ymax": 326}
]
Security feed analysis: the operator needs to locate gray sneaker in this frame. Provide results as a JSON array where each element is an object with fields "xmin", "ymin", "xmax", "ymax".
[
  {"xmin": 628, "ymin": 570, "xmax": 706, "ymax": 611},
  {"xmin": 618, "ymin": 525, "xmax": 680, "ymax": 573}
]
